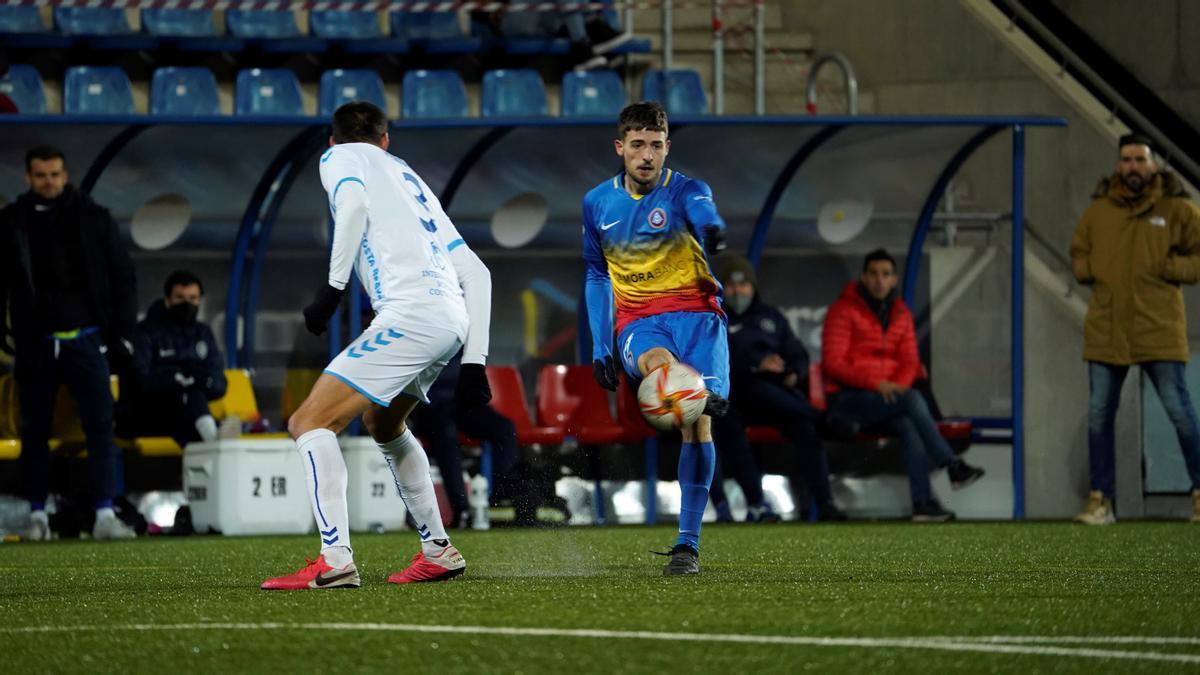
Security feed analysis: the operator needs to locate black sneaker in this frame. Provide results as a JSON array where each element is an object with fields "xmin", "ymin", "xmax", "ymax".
[
  {"xmin": 911, "ymin": 500, "xmax": 956, "ymax": 523},
  {"xmin": 947, "ymin": 461, "xmax": 985, "ymax": 490},
  {"xmin": 703, "ymin": 391, "xmax": 730, "ymax": 418},
  {"xmin": 659, "ymin": 544, "xmax": 700, "ymax": 576}
]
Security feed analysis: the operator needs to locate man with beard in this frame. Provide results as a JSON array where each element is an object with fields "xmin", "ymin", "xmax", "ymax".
[
  {"xmin": 118, "ymin": 270, "xmax": 226, "ymax": 449},
  {"xmin": 821, "ymin": 249, "xmax": 985, "ymax": 522},
  {"xmin": 1070, "ymin": 133, "xmax": 1200, "ymax": 525},
  {"xmin": 0, "ymin": 145, "xmax": 138, "ymax": 540}
]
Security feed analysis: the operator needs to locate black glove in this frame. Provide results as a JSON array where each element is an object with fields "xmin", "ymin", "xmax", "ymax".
[
  {"xmin": 702, "ymin": 224, "xmax": 726, "ymax": 255},
  {"xmin": 592, "ymin": 355, "xmax": 618, "ymax": 391},
  {"xmin": 302, "ymin": 284, "xmax": 346, "ymax": 336},
  {"xmin": 455, "ymin": 363, "xmax": 492, "ymax": 411}
]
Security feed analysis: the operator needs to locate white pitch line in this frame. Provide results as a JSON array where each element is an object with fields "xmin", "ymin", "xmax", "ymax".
[
  {"xmin": 3, "ymin": 623, "xmax": 1200, "ymax": 664},
  {"xmin": 947, "ymin": 636, "xmax": 1200, "ymax": 646}
]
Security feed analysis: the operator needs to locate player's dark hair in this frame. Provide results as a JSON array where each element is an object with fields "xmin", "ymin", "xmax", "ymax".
[
  {"xmin": 862, "ymin": 248, "xmax": 896, "ymax": 273},
  {"xmin": 332, "ymin": 101, "xmax": 388, "ymax": 145},
  {"xmin": 25, "ymin": 145, "xmax": 66, "ymax": 173},
  {"xmin": 163, "ymin": 269, "xmax": 204, "ymax": 297},
  {"xmin": 618, "ymin": 101, "xmax": 668, "ymax": 139}
]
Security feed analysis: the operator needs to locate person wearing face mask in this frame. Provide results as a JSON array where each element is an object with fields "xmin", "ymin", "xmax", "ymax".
[
  {"xmin": 710, "ymin": 256, "xmax": 847, "ymax": 522},
  {"xmin": 0, "ymin": 145, "xmax": 138, "ymax": 541},
  {"xmin": 1070, "ymin": 134, "xmax": 1200, "ymax": 525},
  {"xmin": 118, "ymin": 270, "xmax": 226, "ymax": 450}
]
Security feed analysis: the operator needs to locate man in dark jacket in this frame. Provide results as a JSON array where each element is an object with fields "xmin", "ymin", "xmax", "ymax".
[
  {"xmin": 0, "ymin": 145, "xmax": 138, "ymax": 541},
  {"xmin": 118, "ymin": 270, "xmax": 226, "ymax": 448},
  {"xmin": 711, "ymin": 256, "xmax": 847, "ymax": 522}
]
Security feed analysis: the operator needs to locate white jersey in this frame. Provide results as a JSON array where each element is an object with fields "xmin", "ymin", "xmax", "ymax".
[{"xmin": 319, "ymin": 142, "xmax": 469, "ymax": 344}]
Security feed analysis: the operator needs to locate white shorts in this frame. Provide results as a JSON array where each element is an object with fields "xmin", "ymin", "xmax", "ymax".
[{"xmin": 324, "ymin": 317, "xmax": 463, "ymax": 406}]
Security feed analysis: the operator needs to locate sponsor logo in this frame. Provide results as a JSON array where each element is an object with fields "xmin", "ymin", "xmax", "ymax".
[
  {"xmin": 647, "ymin": 208, "xmax": 668, "ymax": 229},
  {"xmin": 1149, "ymin": 216, "xmax": 1166, "ymax": 227},
  {"xmin": 614, "ymin": 261, "xmax": 683, "ymax": 284},
  {"xmin": 313, "ymin": 569, "xmax": 356, "ymax": 587},
  {"xmin": 600, "ymin": 219, "xmax": 621, "ymax": 230}
]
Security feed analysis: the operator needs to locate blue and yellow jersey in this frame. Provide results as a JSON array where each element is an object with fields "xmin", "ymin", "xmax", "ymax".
[{"xmin": 582, "ymin": 168, "xmax": 726, "ymax": 357}]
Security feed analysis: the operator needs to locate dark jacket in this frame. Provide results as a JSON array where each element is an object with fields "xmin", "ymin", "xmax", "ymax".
[
  {"xmin": 727, "ymin": 296, "xmax": 810, "ymax": 394},
  {"xmin": 130, "ymin": 300, "xmax": 226, "ymax": 401},
  {"xmin": 0, "ymin": 185, "xmax": 137, "ymax": 354}
]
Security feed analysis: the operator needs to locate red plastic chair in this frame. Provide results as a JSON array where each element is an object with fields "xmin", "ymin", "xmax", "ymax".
[
  {"xmin": 535, "ymin": 365, "xmax": 625, "ymax": 444},
  {"xmin": 483, "ymin": 366, "xmax": 565, "ymax": 446},
  {"xmin": 616, "ymin": 374, "xmax": 656, "ymax": 442}
]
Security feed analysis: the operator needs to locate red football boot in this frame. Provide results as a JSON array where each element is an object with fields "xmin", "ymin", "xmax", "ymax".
[
  {"xmin": 387, "ymin": 545, "xmax": 466, "ymax": 584},
  {"xmin": 260, "ymin": 555, "xmax": 361, "ymax": 590}
]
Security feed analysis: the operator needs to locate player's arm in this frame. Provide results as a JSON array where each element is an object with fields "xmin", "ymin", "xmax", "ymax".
[
  {"xmin": 304, "ymin": 150, "xmax": 368, "ymax": 335},
  {"xmin": 583, "ymin": 199, "xmax": 618, "ymax": 390},
  {"xmin": 445, "ymin": 237, "xmax": 494, "ymax": 410},
  {"xmin": 682, "ymin": 179, "xmax": 727, "ymax": 254}
]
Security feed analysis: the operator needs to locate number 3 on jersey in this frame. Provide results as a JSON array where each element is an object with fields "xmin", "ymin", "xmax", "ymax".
[{"xmin": 402, "ymin": 171, "xmax": 438, "ymax": 233}]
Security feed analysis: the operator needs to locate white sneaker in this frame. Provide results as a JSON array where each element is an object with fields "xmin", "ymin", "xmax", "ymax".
[
  {"xmin": 1073, "ymin": 490, "xmax": 1115, "ymax": 525},
  {"xmin": 26, "ymin": 512, "xmax": 51, "ymax": 542},
  {"xmin": 93, "ymin": 514, "xmax": 137, "ymax": 540}
]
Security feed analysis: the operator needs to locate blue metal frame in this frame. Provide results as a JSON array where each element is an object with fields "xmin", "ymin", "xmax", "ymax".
[
  {"xmin": 747, "ymin": 124, "xmax": 845, "ymax": 267},
  {"xmin": 901, "ymin": 125, "xmax": 1005, "ymax": 307},
  {"xmin": 1011, "ymin": 126, "xmax": 1026, "ymax": 519},
  {"xmin": 438, "ymin": 126, "xmax": 512, "ymax": 208},
  {"xmin": 79, "ymin": 124, "xmax": 149, "ymax": 195}
]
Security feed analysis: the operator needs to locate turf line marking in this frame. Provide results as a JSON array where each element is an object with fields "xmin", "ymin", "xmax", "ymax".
[
  {"xmin": 3, "ymin": 624, "xmax": 1200, "ymax": 664},
  {"xmin": 947, "ymin": 636, "xmax": 1200, "ymax": 646}
]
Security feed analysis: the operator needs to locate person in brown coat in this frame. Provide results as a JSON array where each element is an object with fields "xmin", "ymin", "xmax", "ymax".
[{"xmin": 1069, "ymin": 133, "xmax": 1200, "ymax": 524}]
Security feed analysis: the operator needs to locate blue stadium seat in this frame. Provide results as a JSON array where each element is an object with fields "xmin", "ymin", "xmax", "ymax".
[
  {"xmin": 54, "ymin": 7, "xmax": 132, "ymax": 35},
  {"xmin": 0, "ymin": 64, "xmax": 47, "ymax": 114},
  {"xmin": 319, "ymin": 69, "xmax": 386, "ymax": 116},
  {"xmin": 142, "ymin": 9, "xmax": 217, "ymax": 37},
  {"xmin": 481, "ymin": 69, "xmax": 547, "ymax": 118},
  {"xmin": 151, "ymin": 67, "xmax": 219, "ymax": 116},
  {"xmin": 401, "ymin": 69, "xmax": 468, "ymax": 119},
  {"xmin": 391, "ymin": 11, "xmax": 481, "ymax": 53},
  {"xmin": 226, "ymin": 10, "xmax": 300, "ymax": 38},
  {"xmin": 0, "ymin": 6, "xmax": 45, "ymax": 33},
  {"xmin": 310, "ymin": 11, "xmax": 382, "ymax": 39},
  {"xmin": 64, "ymin": 66, "xmax": 135, "ymax": 115},
  {"xmin": 235, "ymin": 68, "xmax": 304, "ymax": 116},
  {"xmin": 561, "ymin": 70, "xmax": 625, "ymax": 117},
  {"xmin": 641, "ymin": 69, "xmax": 708, "ymax": 115}
]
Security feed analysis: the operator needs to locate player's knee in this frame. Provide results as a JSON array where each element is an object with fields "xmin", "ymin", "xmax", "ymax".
[
  {"xmin": 637, "ymin": 347, "xmax": 676, "ymax": 377},
  {"xmin": 288, "ymin": 401, "xmax": 344, "ymax": 439}
]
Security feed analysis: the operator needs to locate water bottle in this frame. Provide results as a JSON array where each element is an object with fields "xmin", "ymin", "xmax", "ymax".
[{"xmin": 469, "ymin": 474, "xmax": 490, "ymax": 531}]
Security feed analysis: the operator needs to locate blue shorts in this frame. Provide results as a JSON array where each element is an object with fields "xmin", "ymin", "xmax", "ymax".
[{"xmin": 616, "ymin": 311, "xmax": 730, "ymax": 397}]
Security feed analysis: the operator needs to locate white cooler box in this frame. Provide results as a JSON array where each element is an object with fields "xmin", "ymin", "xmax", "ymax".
[
  {"xmin": 183, "ymin": 439, "xmax": 312, "ymax": 536},
  {"xmin": 342, "ymin": 437, "xmax": 408, "ymax": 532}
]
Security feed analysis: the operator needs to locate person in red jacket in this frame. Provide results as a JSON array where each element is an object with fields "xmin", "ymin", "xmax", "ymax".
[{"xmin": 821, "ymin": 249, "xmax": 985, "ymax": 521}]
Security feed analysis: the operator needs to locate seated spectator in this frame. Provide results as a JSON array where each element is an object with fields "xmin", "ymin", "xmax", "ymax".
[
  {"xmin": 408, "ymin": 352, "xmax": 548, "ymax": 527},
  {"xmin": 117, "ymin": 270, "xmax": 226, "ymax": 448},
  {"xmin": 821, "ymin": 249, "xmax": 984, "ymax": 522},
  {"xmin": 710, "ymin": 257, "xmax": 847, "ymax": 522},
  {"xmin": 471, "ymin": 0, "xmax": 629, "ymax": 70}
]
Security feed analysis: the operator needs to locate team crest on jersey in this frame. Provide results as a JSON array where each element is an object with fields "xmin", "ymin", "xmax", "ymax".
[{"xmin": 647, "ymin": 208, "xmax": 668, "ymax": 229}]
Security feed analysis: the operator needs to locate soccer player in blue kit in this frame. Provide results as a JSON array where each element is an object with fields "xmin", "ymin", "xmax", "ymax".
[{"xmin": 583, "ymin": 101, "xmax": 729, "ymax": 575}]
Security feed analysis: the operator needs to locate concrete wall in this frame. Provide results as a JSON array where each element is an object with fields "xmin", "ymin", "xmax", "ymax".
[{"xmin": 728, "ymin": 0, "xmax": 1199, "ymax": 517}]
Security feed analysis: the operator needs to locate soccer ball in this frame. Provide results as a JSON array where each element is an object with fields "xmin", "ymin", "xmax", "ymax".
[{"xmin": 637, "ymin": 362, "xmax": 708, "ymax": 431}]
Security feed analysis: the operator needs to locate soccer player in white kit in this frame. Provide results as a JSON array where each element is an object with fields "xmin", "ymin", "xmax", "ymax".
[{"xmin": 261, "ymin": 102, "xmax": 493, "ymax": 590}]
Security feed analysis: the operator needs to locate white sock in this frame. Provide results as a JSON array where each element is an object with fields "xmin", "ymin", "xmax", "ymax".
[
  {"xmin": 195, "ymin": 414, "xmax": 218, "ymax": 442},
  {"xmin": 30, "ymin": 510, "xmax": 48, "ymax": 525},
  {"xmin": 296, "ymin": 429, "xmax": 353, "ymax": 567},
  {"xmin": 378, "ymin": 428, "xmax": 450, "ymax": 556},
  {"xmin": 96, "ymin": 507, "xmax": 115, "ymax": 521}
]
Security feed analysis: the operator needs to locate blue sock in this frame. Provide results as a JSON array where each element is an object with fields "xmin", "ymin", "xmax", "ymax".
[
  {"xmin": 94, "ymin": 498, "xmax": 113, "ymax": 510},
  {"xmin": 675, "ymin": 441, "xmax": 715, "ymax": 552}
]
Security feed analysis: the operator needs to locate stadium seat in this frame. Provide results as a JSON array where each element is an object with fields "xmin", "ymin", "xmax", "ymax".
[
  {"xmin": 319, "ymin": 69, "xmax": 386, "ymax": 116},
  {"xmin": 482, "ymin": 366, "xmax": 564, "ymax": 446},
  {"xmin": 310, "ymin": 11, "xmax": 382, "ymax": 39},
  {"xmin": 536, "ymin": 365, "xmax": 625, "ymax": 444},
  {"xmin": 142, "ymin": 9, "xmax": 217, "ymax": 37},
  {"xmin": 481, "ymin": 69, "xmax": 547, "ymax": 118},
  {"xmin": 0, "ymin": 64, "xmax": 47, "ymax": 114},
  {"xmin": 63, "ymin": 66, "xmax": 135, "ymax": 115},
  {"xmin": 561, "ymin": 70, "xmax": 625, "ymax": 117},
  {"xmin": 0, "ymin": 6, "xmax": 45, "ymax": 33},
  {"xmin": 235, "ymin": 68, "xmax": 304, "ymax": 116},
  {"xmin": 641, "ymin": 69, "xmax": 709, "ymax": 116},
  {"xmin": 151, "ymin": 67, "xmax": 220, "ymax": 116},
  {"xmin": 401, "ymin": 69, "xmax": 469, "ymax": 118},
  {"xmin": 615, "ymin": 374, "xmax": 656, "ymax": 442},
  {"xmin": 225, "ymin": 9, "xmax": 300, "ymax": 38},
  {"xmin": 391, "ymin": 11, "xmax": 481, "ymax": 53},
  {"xmin": 54, "ymin": 7, "xmax": 132, "ymax": 35}
]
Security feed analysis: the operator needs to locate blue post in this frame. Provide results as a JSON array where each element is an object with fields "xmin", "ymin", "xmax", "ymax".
[
  {"xmin": 644, "ymin": 436, "xmax": 658, "ymax": 525},
  {"xmin": 480, "ymin": 441, "xmax": 494, "ymax": 497},
  {"xmin": 1011, "ymin": 125, "xmax": 1026, "ymax": 520}
]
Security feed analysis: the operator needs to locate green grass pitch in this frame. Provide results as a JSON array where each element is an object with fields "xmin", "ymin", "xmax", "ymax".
[{"xmin": 2, "ymin": 522, "xmax": 1198, "ymax": 673}]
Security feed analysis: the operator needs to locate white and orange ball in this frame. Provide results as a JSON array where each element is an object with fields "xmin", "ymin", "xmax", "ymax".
[{"xmin": 637, "ymin": 362, "xmax": 708, "ymax": 431}]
